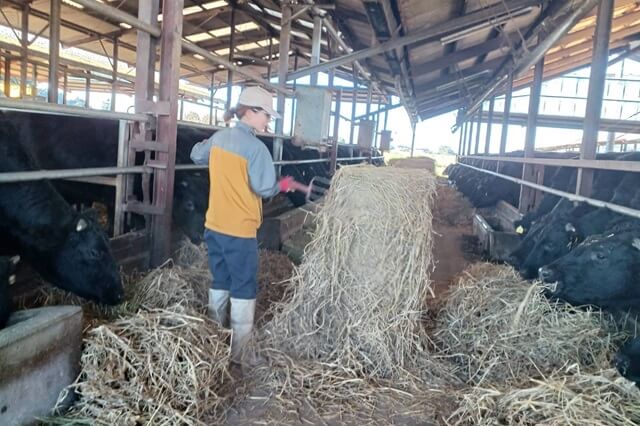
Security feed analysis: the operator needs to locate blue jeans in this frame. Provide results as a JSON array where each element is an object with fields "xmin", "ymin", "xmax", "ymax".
[{"xmin": 204, "ymin": 229, "xmax": 258, "ymax": 300}]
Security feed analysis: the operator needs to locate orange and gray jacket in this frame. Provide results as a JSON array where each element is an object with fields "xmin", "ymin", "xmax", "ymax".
[{"xmin": 190, "ymin": 122, "xmax": 279, "ymax": 238}]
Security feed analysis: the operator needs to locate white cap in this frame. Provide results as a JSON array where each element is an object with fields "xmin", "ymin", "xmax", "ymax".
[{"xmin": 237, "ymin": 86, "xmax": 281, "ymax": 119}]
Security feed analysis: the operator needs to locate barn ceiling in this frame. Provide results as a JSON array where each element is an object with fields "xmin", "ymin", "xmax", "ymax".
[{"xmin": 0, "ymin": 1, "xmax": 638, "ymax": 121}]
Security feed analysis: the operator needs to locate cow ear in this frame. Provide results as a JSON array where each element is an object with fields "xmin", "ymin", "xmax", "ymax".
[
  {"xmin": 565, "ymin": 223, "xmax": 577, "ymax": 233},
  {"xmin": 632, "ymin": 238, "xmax": 640, "ymax": 251},
  {"xmin": 76, "ymin": 218, "xmax": 89, "ymax": 232}
]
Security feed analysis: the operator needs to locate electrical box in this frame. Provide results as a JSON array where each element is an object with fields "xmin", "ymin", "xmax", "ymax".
[
  {"xmin": 357, "ymin": 120, "xmax": 376, "ymax": 150},
  {"xmin": 293, "ymin": 87, "xmax": 332, "ymax": 146},
  {"xmin": 379, "ymin": 130, "xmax": 392, "ymax": 152}
]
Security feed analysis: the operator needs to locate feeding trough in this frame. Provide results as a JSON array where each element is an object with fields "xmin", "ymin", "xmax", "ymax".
[{"xmin": 473, "ymin": 201, "xmax": 522, "ymax": 262}]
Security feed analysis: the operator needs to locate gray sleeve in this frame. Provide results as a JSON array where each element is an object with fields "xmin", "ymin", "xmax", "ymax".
[
  {"xmin": 190, "ymin": 136, "xmax": 214, "ymax": 165},
  {"xmin": 248, "ymin": 144, "xmax": 280, "ymax": 198}
]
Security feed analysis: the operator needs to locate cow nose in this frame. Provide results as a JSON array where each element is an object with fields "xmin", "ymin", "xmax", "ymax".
[{"xmin": 538, "ymin": 266, "xmax": 553, "ymax": 281}]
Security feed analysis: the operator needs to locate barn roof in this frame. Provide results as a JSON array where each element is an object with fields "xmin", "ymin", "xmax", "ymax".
[{"xmin": 0, "ymin": 1, "xmax": 638, "ymax": 121}]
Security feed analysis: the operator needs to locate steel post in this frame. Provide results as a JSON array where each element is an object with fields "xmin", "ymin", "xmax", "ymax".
[
  {"xmin": 485, "ymin": 97, "xmax": 495, "ymax": 153},
  {"xmin": 48, "ymin": 0, "xmax": 60, "ymax": 103},
  {"xmin": 274, "ymin": 2, "xmax": 292, "ymax": 166}
]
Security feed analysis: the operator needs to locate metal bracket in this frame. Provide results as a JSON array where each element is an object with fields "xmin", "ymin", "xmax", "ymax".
[
  {"xmin": 135, "ymin": 99, "xmax": 171, "ymax": 116},
  {"xmin": 131, "ymin": 140, "xmax": 169, "ymax": 152},
  {"xmin": 124, "ymin": 201, "xmax": 164, "ymax": 216},
  {"xmin": 146, "ymin": 159, "xmax": 168, "ymax": 169}
]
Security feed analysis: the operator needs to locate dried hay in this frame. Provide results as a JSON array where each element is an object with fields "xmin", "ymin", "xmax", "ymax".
[
  {"xmin": 434, "ymin": 263, "xmax": 629, "ymax": 386},
  {"xmin": 55, "ymin": 308, "xmax": 232, "ymax": 425},
  {"xmin": 448, "ymin": 367, "xmax": 640, "ymax": 425},
  {"xmin": 434, "ymin": 182, "xmax": 474, "ymax": 227},
  {"xmin": 389, "ymin": 156, "xmax": 436, "ymax": 173},
  {"xmin": 261, "ymin": 165, "xmax": 438, "ymax": 379}
]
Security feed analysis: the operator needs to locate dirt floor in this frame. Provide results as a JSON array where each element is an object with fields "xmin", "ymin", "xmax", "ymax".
[{"xmin": 430, "ymin": 179, "xmax": 480, "ymax": 300}]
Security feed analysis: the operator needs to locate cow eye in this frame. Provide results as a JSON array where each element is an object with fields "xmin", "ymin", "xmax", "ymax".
[{"xmin": 595, "ymin": 252, "xmax": 606, "ymax": 261}]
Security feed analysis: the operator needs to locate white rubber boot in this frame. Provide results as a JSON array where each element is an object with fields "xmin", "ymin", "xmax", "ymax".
[
  {"xmin": 208, "ymin": 289, "xmax": 230, "ymax": 327},
  {"xmin": 230, "ymin": 298, "xmax": 256, "ymax": 363}
]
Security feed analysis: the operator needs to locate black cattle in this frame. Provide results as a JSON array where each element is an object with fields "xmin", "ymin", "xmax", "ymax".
[
  {"xmin": 615, "ymin": 337, "xmax": 640, "ymax": 388},
  {"xmin": 4, "ymin": 111, "xmax": 210, "ymax": 243},
  {"xmin": 0, "ymin": 256, "xmax": 19, "ymax": 329},
  {"xmin": 0, "ymin": 118, "xmax": 124, "ymax": 313},
  {"xmin": 511, "ymin": 154, "xmax": 640, "ymax": 278},
  {"xmin": 538, "ymin": 226, "xmax": 640, "ymax": 310}
]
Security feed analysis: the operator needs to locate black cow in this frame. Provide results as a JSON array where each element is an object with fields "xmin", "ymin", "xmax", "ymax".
[
  {"xmin": 538, "ymin": 226, "xmax": 640, "ymax": 310},
  {"xmin": 0, "ymin": 257, "xmax": 16, "ymax": 329},
  {"xmin": 4, "ymin": 111, "xmax": 210, "ymax": 243},
  {"xmin": 0, "ymin": 118, "xmax": 124, "ymax": 313},
  {"xmin": 615, "ymin": 337, "xmax": 640, "ymax": 388}
]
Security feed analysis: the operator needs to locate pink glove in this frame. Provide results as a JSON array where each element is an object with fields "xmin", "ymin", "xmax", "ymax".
[{"xmin": 279, "ymin": 176, "xmax": 295, "ymax": 193}]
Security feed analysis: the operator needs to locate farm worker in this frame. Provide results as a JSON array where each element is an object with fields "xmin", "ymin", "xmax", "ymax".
[{"xmin": 190, "ymin": 86, "xmax": 296, "ymax": 362}]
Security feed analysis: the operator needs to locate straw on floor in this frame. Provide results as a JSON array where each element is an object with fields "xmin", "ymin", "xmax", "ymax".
[
  {"xmin": 261, "ymin": 164, "xmax": 439, "ymax": 379},
  {"xmin": 56, "ymin": 308, "xmax": 232, "ymax": 425},
  {"xmin": 448, "ymin": 366, "xmax": 640, "ymax": 426},
  {"xmin": 434, "ymin": 263, "xmax": 630, "ymax": 386}
]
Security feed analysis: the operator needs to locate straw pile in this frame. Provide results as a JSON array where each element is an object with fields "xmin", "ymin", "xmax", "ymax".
[
  {"xmin": 434, "ymin": 263, "xmax": 629, "ymax": 386},
  {"xmin": 256, "ymin": 249, "xmax": 294, "ymax": 326},
  {"xmin": 449, "ymin": 367, "xmax": 640, "ymax": 425},
  {"xmin": 261, "ymin": 165, "xmax": 438, "ymax": 379},
  {"xmin": 56, "ymin": 308, "xmax": 232, "ymax": 425},
  {"xmin": 389, "ymin": 156, "xmax": 436, "ymax": 173}
]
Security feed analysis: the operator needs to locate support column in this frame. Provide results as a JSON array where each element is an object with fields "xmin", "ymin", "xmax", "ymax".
[
  {"xmin": 330, "ymin": 89, "xmax": 341, "ymax": 175},
  {"xmin": 274, "ymin": 2, "xmax": 292, "ymax": 164},
  {"xmin": 484, "ymin": 97, "xmax": 495, "ymax": 154},
  {"xmin": 4, "ymin": 55, "xmax": 11, "ymax": 97},
  {"xmin": 32, "ymin": 63, "xmax": 37, "ymax": 96},
  {"xmin": 85, "ymin": 75, "xmax": 91, "ymax": 108},
  {"xmin": 209, "ymin": 72, "xmax": 215, "ymax": 125},
  {"xmin": 349, "ymin": 65, "xmax": 358, "ymax": 146},
  {"xmin": 466, "ymin": 118, "xmax": 474, "ymax": 156},
  {"xmin": 606, "ymin": 131, "xmax": 615, "ymax": 153},
  {"xmin": 62, "ymin": 68, "xmax": 67, "ymax": 104},
  {"xmin": 577, "ymin": 0, "xmax": 615, "ymax": 197},
  {"xmin": 20, "ymin": 4, "xmax": 28, "ymax": 98},
  {"xmin": 460, "ymin": 121, "xmax": 468, "ymax": 156},
  {"xmin": 289, "ymin": 53, "xmax": 298, "ymax": 133},
  {"xmin": 410, "ymin": 121, "xmax": 416, "ymax": 158},
  {"xmin": 310, "ymin": 14, "xmax": 322, "ymax": 86},
  {"xmin": 48, "ymin": 0, "xmax": 60, "ymax": 103},
  {"xmin": 111, "ymin": 38, "xmax": 118, "ymax": 111},
  {"xmin": 151, "ymin": 0, "xmax": 184, "ymax": 266},
  {"xmin": 226, "ymin": 6, "xmax": 236, "ymax": 111},
  {"xmin": 474, "ymin": 104, "xmax": 483, "ymax": 154},
  {"xmin": 519, "ymin": 57, "xmax": 544, "ymax": 213},
  {"xmin": 458, "ymin": 117, "xmax": 464, "ymax": 156},
  {"xmin": 498, "ymin": 74, "xmax": 514, "ymax": 172}
]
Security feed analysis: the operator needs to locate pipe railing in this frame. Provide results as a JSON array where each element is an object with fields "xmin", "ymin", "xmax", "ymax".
[
  {"xmin": 460, "ymin": 154, "xmax": 640, "ymax": 173},
  {"xmin": 0, "ymin": 157, "xmax": 384, "ymax": 183},
  {"xmin": 0, "ymin": 98, "xmax": 151, "ymax": 122},
  {"xmin": 457, "ymin": 161, "xmax": 640, "ymax": 221}
]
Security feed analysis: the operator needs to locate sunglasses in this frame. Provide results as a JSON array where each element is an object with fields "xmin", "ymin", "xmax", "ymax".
[{"xmin": 251, "ymin": 108, "xmax": 272, "ymax": 121}]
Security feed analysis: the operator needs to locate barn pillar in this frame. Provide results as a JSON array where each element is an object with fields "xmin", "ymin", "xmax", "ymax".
[
  {"xmin": 150, "ymin": 0, "xmax": 184, "ymax": 266},
  {"xmin": 410, "ymin": 121, "xmax": 416, "ymax": 158},
  {"xmin": 460, "ymin": 120, "xmax": 467, "ymax": 156},
  {"xmin": 274, "ymin": 1, "xmax": 292, "ymax": 166},
  {"xmin": 310, "ymin": 14, "xmax": 322, "ymax": 85},
  {"xmin": 605, "ymin": 131, "xmax": 615, "ymax": 153},
  {"xmin": 226, "ymin": 5, "xmax": 236, "ymax": 112},
  {"xmin": 457, "ymin": 115, "xmax": 464, "ymax": 156},
  {"xmin": 474, "ymin": 104, "xmax": 483, "ymax": 154},
  {"xmin": 466, "ymin": 117, "xmax": 474, "ymax": 156},
  {"xmin": 349, "ymin": 64, "xmax": 358, "ymax": 147},
  {"xmin": 85, "ymin": 75, "xmax": 91, "ymax": 108},
  {"xmin": 48, "ymin": 0, "xmax": 60, "ymax": 103},
  {"xmin": 4, "ymin": 54, "xmax": 10, "ymax": 97},
  {"xmin": 577, "ymin": 0, "xmax": 615, "ymax": 197},
  {"xmin": 485, "ymin": 97, "xmax": 495, "ymax": 154},
  {"xmin": 518, "ymin": 55, "xmax": 544, "ymax": 213},
  {"xmin": 290, "ymin": 53, "xmax": 299, "ymax": 133},
  {"xmin": 498, "ymin": 73, "xmax": 513, "ymax": 172},
  {"xmin": 111, "ymin": 38, "xmax": 118, "ymax": 111},
  {"xmin": 209, "ymin": 72, "xmax": 216, "ymax": 125},
  {"xmin": 20, "ymin": 4, "xmax": 29, "ymax": 98}
]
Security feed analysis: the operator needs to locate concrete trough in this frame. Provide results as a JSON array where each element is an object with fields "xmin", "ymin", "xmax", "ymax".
[
  {"xmin": 0, "ymin": 306, "xmax": 83, "ymax": 425},
  {"xmin": 473, "ymin": 201, "xmax": 523, "ymax": 262},
  {"xmin": 258, "ymin": 204, "xmax": 318, "ymax": 250}
]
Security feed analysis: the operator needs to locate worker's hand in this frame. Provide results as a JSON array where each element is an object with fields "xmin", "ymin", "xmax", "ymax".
[{"xmin": 279, "ymin": 176, "xmax": 295, "ymax": 193}]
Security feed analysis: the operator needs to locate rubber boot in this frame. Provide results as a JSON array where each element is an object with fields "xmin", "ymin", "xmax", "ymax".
[
  {"xmin": 229, "ymin": 297, "xmax": 256, "ymax": 363},
  {"xmin": 208, "ymin": 289, "xmax": 229, "ymax": 327}
]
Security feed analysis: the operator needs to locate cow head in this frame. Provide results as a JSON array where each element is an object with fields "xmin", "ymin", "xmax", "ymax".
[
  {"xmin": 518, "ymin": 213, "xmax": 582, "ymax": 279},
  {"xmin": 173, "ymin": 173, "xmax": 207, "ymax": 244},
  {"xmin": 44, "ymin": 211, "xmax": 123, "ymax": 305},
  {"xmin": 539, "ymin": 232, "xmax": 640, "ymax": 309},
  {"xmin": 616, "ymin": 337, "xmax": 640, "ymax": 386}
]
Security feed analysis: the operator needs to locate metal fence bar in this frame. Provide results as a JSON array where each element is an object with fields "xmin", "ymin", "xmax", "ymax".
[
  {"xmin": 461, "ymin": 155, "xmax": 640, "ymax": 173},
  {"xmin": 0, "ymin": 98, "xmax": 150, "ymax": 121},
  {"xmin": 457, "ymin": 162, "xmax": 640, "ymax": 221},
  {"xmin": 0, "ymin": 157, "xmax": 384, "ymax": 183}
]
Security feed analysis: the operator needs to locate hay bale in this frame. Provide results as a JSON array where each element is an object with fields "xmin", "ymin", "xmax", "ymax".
[
  {"xmin": 389, "ymin": 156, "xmax": 436, "ymax": 173},
  {"xmin": 434, "ymin": 263, "xmax": 629, "ymax": 386},
  {"xmin": 55, "ymin": 308, "xmax": 232, "ymax": 425},
  {"xmin": 449, "ymin": 367, "xmax": 640, "ymax": 425},
  {"xmin": 262, "ymin": 165, "xmax": 438, "ymax": 379}
]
